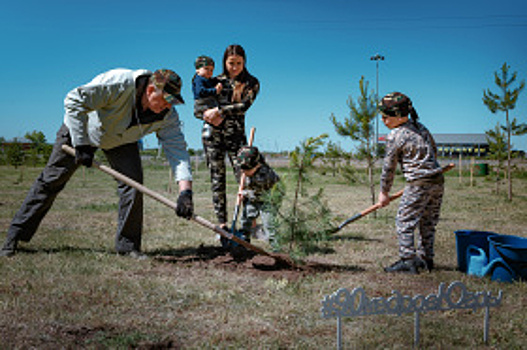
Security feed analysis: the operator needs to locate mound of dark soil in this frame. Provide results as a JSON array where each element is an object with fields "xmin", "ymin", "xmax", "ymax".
[{"xmin": 153, "ymin": 244, "xmax": 364, "ymax": 280}]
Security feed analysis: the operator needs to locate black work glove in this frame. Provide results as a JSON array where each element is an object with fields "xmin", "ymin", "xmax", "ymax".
[
  {"xmin": 75, "ymin": 145, "xmax": 97, "ymax": 167},
  {"xmin": 176, "ymin": 190, "xmax": 194, "ymax": 219}
]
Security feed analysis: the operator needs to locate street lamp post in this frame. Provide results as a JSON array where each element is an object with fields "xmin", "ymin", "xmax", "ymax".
[{"xmin": 370, "ymin": 53, "xmax": 385, "ymax": 152}]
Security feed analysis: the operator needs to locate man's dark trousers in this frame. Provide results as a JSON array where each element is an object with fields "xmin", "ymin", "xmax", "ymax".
[{"xmin": 6, "ymin": 124, "xmax": 144, "ymax": 253}]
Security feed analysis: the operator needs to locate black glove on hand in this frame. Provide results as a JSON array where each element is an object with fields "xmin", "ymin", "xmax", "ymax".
[
  {"xmin": 176, "ymin": 190, "xmax": 193, "ymax": 219},
  {"xmin": 75, "ymin": 145, "xmax": 96, "ymax": 167}
]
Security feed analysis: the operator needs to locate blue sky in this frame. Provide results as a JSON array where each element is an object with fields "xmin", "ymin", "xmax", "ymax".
[{"xmin": 1, "ymin": 0, "xmax": 526, "ymax": 152}]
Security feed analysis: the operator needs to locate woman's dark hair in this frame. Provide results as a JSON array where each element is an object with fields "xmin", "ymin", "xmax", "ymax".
[
  {"xmin": 410, "ymin": 107, "xmax": 419, "ymax": 125},
  {"xmin": 222, "ymin": 44, "xmax": 249, "ymax": 78}
]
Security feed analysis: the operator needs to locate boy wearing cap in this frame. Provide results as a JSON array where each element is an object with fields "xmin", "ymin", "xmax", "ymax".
[
  {"xmin": 192, "ymin": 55, "xmax": 222, "ymax": 139},
  {"xmin": 378, "ymin": 92, "xmax": 444, "ymax": 274},
  {"xmin": 192, "ymin": 55, "xmax": 222, "ymax": 104},
  {"xmin": 1, "ymin": 68, "xmax": 194, "ymax": 258},
  {"xmin": 236, "ymin": 146, "xmax": 281, "ymax": 245}
]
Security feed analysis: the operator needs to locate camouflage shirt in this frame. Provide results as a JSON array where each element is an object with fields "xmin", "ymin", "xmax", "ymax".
[
  {"xmin": 380, "ymin": 121, "xmax": 442, "ymax": 193},
  {"xmin": 244, "ymin": 162, "xmax": 280, "ymax": 202}
]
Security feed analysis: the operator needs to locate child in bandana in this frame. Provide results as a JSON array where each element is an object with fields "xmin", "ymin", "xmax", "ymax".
[{"xmin": 378, "ymin": 92, "xmax": 444, "ymax": 274}]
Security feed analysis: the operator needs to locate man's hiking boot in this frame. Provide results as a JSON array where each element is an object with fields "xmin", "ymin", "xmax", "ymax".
[
  {"xmin": 384, "ymin": 258, "xmax": 418, "ymax": 274},
  {"xmin": 0, "ymin": 237, "xmax": 18, "ymax": 257},
  {"xmin": 415, "ymin": 257, "xmax": 434, "ymax": 272}
]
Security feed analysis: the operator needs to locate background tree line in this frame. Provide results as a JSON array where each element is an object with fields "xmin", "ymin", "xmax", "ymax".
[
  {"xmin": 2, "ymin": 62, "xmax": 525, "ymax": 201},
  {"xmin": 0, "ymin": 131, "xmax": 53, "ymax": 168}
]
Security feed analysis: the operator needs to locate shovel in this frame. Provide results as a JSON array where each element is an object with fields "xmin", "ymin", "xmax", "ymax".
[
  {"xmin": 334, "ymin": 163, "xmax": 455, "ymax": 233},
  {"xmin": 61, "ymin": 144, "xmax": 296, "ymax": 268},
  {"xmin": 229, "ymin": 127, "xmax": 256, "ymax": 239}
]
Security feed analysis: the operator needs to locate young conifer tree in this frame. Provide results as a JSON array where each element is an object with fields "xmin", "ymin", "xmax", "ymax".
[
  {"xmin": 486, "ymin": 123, "xmax": 508, "ymax": 194},
  {"xmin": 266, "ymin": 134, "xmax": 336, "ymax": 257},
  {"xmin": 483, "ymin": 63, "xmax": 525, "ymax": 200},
  {"xmin": 330, "ymin": 76, "xmax": 378, "ymax": 207}
]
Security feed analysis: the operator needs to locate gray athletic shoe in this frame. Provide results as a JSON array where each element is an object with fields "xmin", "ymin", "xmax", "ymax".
[{"xmin": 384, "ymin": 259, "xmax": 418, "ymax": 274}]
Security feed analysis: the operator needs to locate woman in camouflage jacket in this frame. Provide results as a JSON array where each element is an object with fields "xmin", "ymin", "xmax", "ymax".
[{"xmin": 196, "ymin": 44, "xmax": 260, "ymax": 230}]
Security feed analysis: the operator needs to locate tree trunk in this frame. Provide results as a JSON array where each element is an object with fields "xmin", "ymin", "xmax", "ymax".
[
  {"xmin": 290, "ymin": 164, "xmax": 303, "ymax": 249},
  {"xmin": 495, "ymin": 167, "xmax": 500, "ymax": 194},
  {"xmin": 368, "ymin": 155, "xmax": 376, "ymax": 218},
  {"xmin": 506, "ymin": 110, "xmax": 512, "ymax": 201},
  {"xmin": 369, "ymin": 161, "xmax": 375, "ymax": 204}
]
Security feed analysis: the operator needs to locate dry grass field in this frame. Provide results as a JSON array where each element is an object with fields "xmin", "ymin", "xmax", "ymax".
[{"xmin": 1, "ymin": 160, "xmax": 526, "ymax": 349}]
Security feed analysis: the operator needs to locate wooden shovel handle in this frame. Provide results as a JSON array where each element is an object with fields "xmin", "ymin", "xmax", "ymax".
[
  {"xmin": 337, "ymin": 163, "xmax": 455, "ymax": 231},
  {"xmin": 379, "ymin": 163, "xmax": 455, "ymax": 208},
  {"xmin": 60, "ymin": 143, "xmax": 293, "ymax": 265},
  {"xmin": 235, "ymin": 127, "xmax": 256, "ymax": 205}
]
